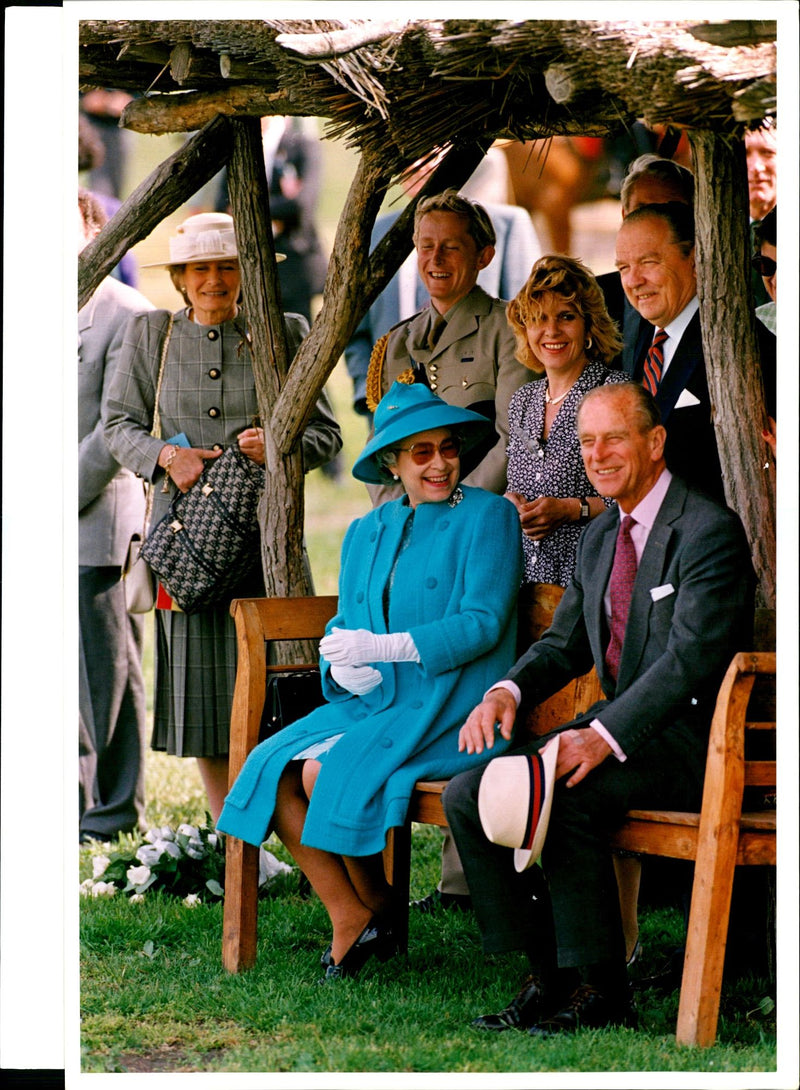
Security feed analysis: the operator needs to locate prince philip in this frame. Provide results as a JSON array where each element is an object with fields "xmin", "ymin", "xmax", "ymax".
[{"xmin": 443, "ymin": 382, "xmax": 754, "ymax": 1036}]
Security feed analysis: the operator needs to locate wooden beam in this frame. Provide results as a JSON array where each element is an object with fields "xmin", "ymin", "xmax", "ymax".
[
  {"xmin": 689, "ymin": 130, "xmax": 776, "ymax": 608},
  {"xmin": 77, "ymin": 116, "xmax": 233, "ymax": 308},
  {"xmin": 275, "ymin": 20, "xmax": 409, "ymax": 59},
  {"xmin": 121, "ymin": 85, "xmax": 297, "ymax": 134}
]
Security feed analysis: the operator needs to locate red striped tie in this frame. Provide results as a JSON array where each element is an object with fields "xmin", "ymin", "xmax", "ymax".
[
  {"xmin": 642, "ymin": 328, "xmax": 668, "ymax": 395},
  {"xmin": 605, "ymin": 515, "xmax": 637, "ymax": 682}
]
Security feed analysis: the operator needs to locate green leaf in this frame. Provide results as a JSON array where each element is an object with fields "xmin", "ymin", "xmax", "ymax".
[{"xmin": 205, "ymin": 879, "xmax": 224, "ymax": 898}]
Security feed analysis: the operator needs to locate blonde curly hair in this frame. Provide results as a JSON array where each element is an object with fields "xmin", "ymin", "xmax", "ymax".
[{"xmin": 506, "ymin": 254, "xmax": 623, "ymax": 374}]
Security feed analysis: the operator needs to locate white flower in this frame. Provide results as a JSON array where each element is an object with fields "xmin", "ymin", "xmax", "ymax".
[
  {"xmin": 80, "ymin": 877, "xmax": 95, "ymax": 896},
  {"xmin": 92, "ymin": 855, "xmax": 111, "ymax": 879},
  {"xmin": 207, "ymin": 833, "xmax": 219, "ymax": 849},
  {"xmin": 91, "ymin": 881, "xmax": 117, "ymax": 898},
  {"xmin": 145, "ymin": 825, "xmax": 175, "ymax": 843},
  {"xmin": 177, "ymin": 824, "xmax": 200, "ymax": 839},
  {"xmin": 158, "ymin": 839, "xmax": 182, "ymax": 859},
  {"xmin": 183, "ymin": 893, "xmax": 201, "ymax": 907},
  {"xmin": 136, "ymin": 843, "xmax": 165, "ymax": 867},
  {"xmin": 259, "ymin": 847, "xmax": 292, "ymax": 887},
  {"xmin": 126, "ymin": 864, "xmax": 151, "ymax": 887},
  {"xmin": 129, "ymin": 893, "xmax": 145, "ymax": 904}
]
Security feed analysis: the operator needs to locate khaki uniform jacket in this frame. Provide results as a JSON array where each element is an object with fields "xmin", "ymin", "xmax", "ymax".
[{"xmin": 368, "ymin": 285, "xmax": 528, "ymax": 504}]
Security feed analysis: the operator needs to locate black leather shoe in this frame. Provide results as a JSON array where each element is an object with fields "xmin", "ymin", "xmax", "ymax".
[
  {"xmin": 320, "ymin": 918, "xmax": 397, "ymax": 982},
  {"xmin": 472, "ymin": 973, "xmax": 548, "ymax": 1031},
  {"xmin": 528, "ymin": 984, "xmax": 638, "ymax": 1036},
  {"xmin": 410, "ymin": 889, "xmax": 472, "ymax": 914}
]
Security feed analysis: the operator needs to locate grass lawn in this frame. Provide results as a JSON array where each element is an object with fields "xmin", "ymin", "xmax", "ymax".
[{"xmin": 79, "ymin": 752, "xmax": 777, "ymax": 1076}]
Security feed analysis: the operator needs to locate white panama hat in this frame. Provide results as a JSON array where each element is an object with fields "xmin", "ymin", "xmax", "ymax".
[
  {"xmin": 142, "ymin": 212, "xmax": 285, "ymax": 267},
  {"xmin": 477, "ymin": 735, "xmax": 560, "ymax": 872}
]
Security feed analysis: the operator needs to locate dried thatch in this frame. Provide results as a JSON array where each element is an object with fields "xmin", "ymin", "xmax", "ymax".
[{"xmin": 80, "ymin": 17, "xmax": 776, "ymax": 177}]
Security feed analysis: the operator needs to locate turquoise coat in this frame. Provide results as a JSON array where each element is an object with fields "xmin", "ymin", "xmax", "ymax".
[{"xmin": 218, "ymin": 486, "xmax": 523, "ymax": 856}]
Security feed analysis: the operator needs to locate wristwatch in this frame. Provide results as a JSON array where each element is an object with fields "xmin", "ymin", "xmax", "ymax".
[{"xmin": 578, "ymin": 498, "xmax": 591, "ymax": 526}]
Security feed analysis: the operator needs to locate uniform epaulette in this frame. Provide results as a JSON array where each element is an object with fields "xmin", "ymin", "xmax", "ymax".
[
  {"xmin": 365, "ymin": 309, "xmax": 427, "ymax": 412},
  {"xmin": 365, "ymin": 333, "xmax": 390, "ymax": 413}
]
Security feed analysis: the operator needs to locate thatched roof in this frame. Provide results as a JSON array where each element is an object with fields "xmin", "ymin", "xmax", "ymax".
[{"xmin": 80, "ymin": 17, "xmax": 776, "ymax": 177}]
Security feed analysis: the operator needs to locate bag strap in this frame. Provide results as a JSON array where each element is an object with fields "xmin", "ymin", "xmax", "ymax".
[{"xmin": 141, "ymin": 314, "xmax": 175, "ymax": 534}]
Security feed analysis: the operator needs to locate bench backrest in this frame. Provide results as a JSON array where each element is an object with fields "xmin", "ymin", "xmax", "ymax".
[{"xmin": 516, "ymin": 582, "xmax": 604, "ymax": 739}]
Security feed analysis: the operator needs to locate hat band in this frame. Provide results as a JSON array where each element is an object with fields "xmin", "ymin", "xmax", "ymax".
[
  {"xmin": 520, "ymin": 753, "xmax": 545, "ymax": 852},
  {"xmin": 169, "ymin": 228, "xmax": 237, "ymax": 263}
]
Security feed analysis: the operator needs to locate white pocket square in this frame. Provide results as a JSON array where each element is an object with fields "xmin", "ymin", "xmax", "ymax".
[
  {"xmin": 650, "ymin": 583, "xmax": 675, "ymax": 602},
  {"xmin": 673, "ymin": 388, "xmax": 701, "ymax": 409}
]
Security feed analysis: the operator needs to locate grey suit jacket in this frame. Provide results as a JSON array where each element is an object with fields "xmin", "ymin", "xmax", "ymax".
[
  {"xmin": 79, "ymin": 277, "xmax": 155, "ymax": 566},
  {"xmin": 507, "ymin": 475, "xmax": 753, "ymax": 761}
]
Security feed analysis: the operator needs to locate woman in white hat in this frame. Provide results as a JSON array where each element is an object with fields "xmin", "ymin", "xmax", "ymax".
[
  {"xmin": 218, "ymin": 380, "xmax": 524, "ymax": 981},
  {"xmin": 103, "ymin": 212, "xmax": 341, "ymax": 823}
]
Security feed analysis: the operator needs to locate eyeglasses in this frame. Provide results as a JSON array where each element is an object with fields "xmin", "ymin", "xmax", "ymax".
[
  {"xmin": 393, "ymin": 436, "xmax": 462, "ymax": 464},
  {"xmin": 752, "ymin": 254, "xmax": 777, "ymax": 277}
]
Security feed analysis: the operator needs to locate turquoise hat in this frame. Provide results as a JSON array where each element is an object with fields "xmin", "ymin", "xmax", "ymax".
[{"xmin": 352, "ymin": 380, "xmax": 493, "ymax": 484}]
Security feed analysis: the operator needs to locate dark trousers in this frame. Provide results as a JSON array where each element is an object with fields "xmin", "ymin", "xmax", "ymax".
[
  {"xmin": 443, "ymin": 725, "xmax": 705, "ymax": 971},
  {"xmin": 79, "ymin": 566, "xmax": 146, "ymax": 838}
]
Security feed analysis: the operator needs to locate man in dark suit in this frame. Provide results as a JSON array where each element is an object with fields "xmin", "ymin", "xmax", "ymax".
[
  {"xmin": 614, "ymin": 202, "xmax": 724, "ymax": 502},
  {"xmin": 443, "ymin": 382, "xmax": 753, "ymax": 1035},
  {"xmin": 595, "ymin": 153, "xmax": 695, "ymax": 371}
]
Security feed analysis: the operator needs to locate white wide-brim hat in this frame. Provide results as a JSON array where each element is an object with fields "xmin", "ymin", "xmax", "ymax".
[
  {"xmin": 478, "ymin": 735, "xmax": 560, "ymax": 872},
  {"xmin": 142, "ymin": 212, "xmax": 285, "ymax": 267}
]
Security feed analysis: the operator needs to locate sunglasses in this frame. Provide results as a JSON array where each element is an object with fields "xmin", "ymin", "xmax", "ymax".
[
  {"xmin": 752, "ymin": 254, "xmax": 777, "ymax": 277},
  {"xmin": 393, "ymin": 436, "xmax": 462, "ymax": 464}
]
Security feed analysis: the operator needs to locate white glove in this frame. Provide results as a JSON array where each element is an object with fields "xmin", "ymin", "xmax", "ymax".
[
  {"xmin": 320, "ymin": 627, "xmax": 420, "ymax": 667},
  {"xmin": 330, "ymin": 662, "xmax": 383, "ymax": 695}
]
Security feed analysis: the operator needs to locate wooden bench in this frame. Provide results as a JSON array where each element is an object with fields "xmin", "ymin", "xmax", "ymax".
[{"xmin": 220, "ymin": 593, "xmax": 776, "ymax": 1049}]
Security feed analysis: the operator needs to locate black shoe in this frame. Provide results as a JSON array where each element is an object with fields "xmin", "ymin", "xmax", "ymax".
[
  {"xmin": 410, "ymin": 889, "xmax": 472, "ymax": 914},
  {"xmin": 472, "ymin": 973, "xmax": 547, "ymax": 1031},
  {"xmin": 321, "ymin": 944, "xmax": 332, "ymax": 968},
  {"xmin": 626, "ymin": 938, "xmax": 643, "ymax": 970},
  {"xmin": 528, "ymin": 984, "xmax": 638, "ymax": 1037},
  {"xmin": 320, "ymin": 918, "xmax": 397, "ymax": 982}
]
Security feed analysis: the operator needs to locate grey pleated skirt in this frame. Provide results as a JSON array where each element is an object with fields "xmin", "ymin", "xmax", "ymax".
[{"xmin": 151, "ymin": 572, "xmax": 265, "ymax": 757}]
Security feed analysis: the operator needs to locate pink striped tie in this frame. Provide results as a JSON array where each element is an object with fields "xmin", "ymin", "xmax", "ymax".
[
  {"xmin": 605, "ymin": 515, "xmax": 637, "ymax": 682},
  {"xmin": 642, "ymin": 329, "xmax": 668, "ymax": 395}
]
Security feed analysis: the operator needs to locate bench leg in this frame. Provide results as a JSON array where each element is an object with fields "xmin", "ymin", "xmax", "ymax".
[
  {"xmin": 222, "ymin": 837, "xmax": 260, "ymax": 972},
  {"xmin": 384, "ymin": 823, "xmax": 411, "ymax": 955},
  {"xmin": 675, "ymin": 846, "xmax": 739, "ymax": 1046}
]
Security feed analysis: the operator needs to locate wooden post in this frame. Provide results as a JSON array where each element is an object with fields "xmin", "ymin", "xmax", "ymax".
[
  {"xmin": 78, "ymin": 116, "xmax": 233, "ymax": 308},
  {"xmin": 689, "ymin": 130, "xmax": 776, "ymax": 608},
  {"xmin": 225, "ymin": 116, "xmax": 312, "ymax": 601}
]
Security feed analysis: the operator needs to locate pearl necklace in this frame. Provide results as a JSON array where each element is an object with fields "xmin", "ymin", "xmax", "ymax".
[{"xmin": 544, "ymin": 384, "xmax": 573, "ymax": 405}]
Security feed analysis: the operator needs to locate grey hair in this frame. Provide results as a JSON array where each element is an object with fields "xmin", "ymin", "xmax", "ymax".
[
  {"xmin": 620, "ymin": 154, "xmax": 694, "ymax": 214},
  {"xmin": 578, "ymin": 382, "xmax": 662, "ymax": 434}
]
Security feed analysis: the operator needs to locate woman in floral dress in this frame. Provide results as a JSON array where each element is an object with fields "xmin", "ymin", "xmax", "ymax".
[{"xmin": 505, "ymin": 254, "xmax": 627, "ymax": 588}]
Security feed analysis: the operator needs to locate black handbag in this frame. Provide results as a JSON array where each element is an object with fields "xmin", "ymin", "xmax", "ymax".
[
  {"xmin": 260, "ymin": 669, "xmax": 325, "ymax": 742},
  {"xmin": 141, "ymin": 441, "xmax": 264, "ymax": 613}
]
